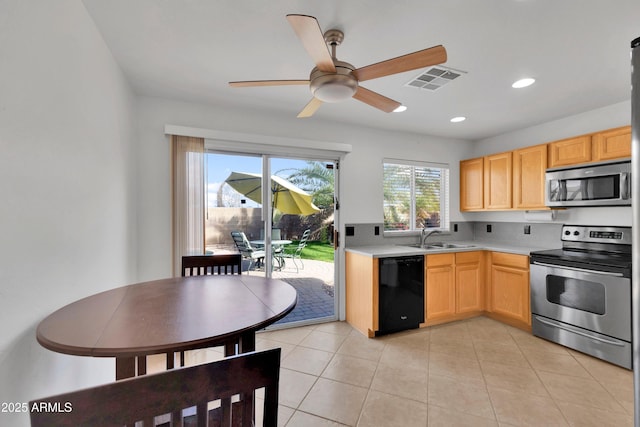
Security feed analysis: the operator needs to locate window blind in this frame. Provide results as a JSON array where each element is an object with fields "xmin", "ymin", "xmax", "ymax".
[{"xmin": 383, "ymin": 160, "xmax": 450, "ymax": 232}]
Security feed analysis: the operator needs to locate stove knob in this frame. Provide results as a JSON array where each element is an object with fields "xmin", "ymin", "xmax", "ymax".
[
  {"xmin": 573, "ymin": 231, "xmax": 580, "ymax": 236},
  {"xmin": 564, "ymin": 230, "xmax": 571, "ymax": 235}
]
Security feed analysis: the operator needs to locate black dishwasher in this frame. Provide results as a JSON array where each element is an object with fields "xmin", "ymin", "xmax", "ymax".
[{"xmin": 377, "ymin": 256, "xmax": 425, "ymax": 335}]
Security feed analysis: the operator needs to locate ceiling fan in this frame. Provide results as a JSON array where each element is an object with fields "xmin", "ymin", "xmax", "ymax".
[{"xmin": 229, "ymin": 14, "xmax": 447, "ymax": 118}]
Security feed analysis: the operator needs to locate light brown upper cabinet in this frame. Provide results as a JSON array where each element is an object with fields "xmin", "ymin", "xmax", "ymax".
[
  {"xmin": 483, "ymin": 152, "xmax": 512, "ymax": 210},
  {"xmin": 459, "ymin": 125, "xmax": 629, "ymax": 213},
  {"xmin": 548, "ymin": 135, "xmax": 592, "ymax": 168},
  {"xmin": 460, "ymin": 157, "xmax": 484, "ymax": 211},
  {"xmin": 592, "ymin": 126, "xmax": 631, "ymax": 162},
  {"xmin": 513, "ymin": 144, "xmax": 548, "ymax": 210}
]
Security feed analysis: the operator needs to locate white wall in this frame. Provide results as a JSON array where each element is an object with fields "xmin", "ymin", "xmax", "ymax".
[
  {"xmin": 465, "ymin": 100, "xmax": 632, "ymax": 226},
  {"xmin": 0, "ymin": 1, "xmax": 137, "ymax": 425}
]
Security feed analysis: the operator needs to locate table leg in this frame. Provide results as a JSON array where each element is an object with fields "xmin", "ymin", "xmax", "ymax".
[
  {"xmin": 166, "ymin": 352, "xmax": 175, "ymax": 370},
  {"xmin": 238, "ymin": 331, "xmax": 256, "ymax": 353},
  {"xmin": 137, "ymin": 355, "xmax": 147, "ymax": 375},
  {"xmin": 224, "ymin": 340, "xmax": 237, "ymax": 357},
  {"xmin": 115, "ymin": 357, "xmax": 135, "ymax": 380},
  {"xmin": 115, "ymin": 356, "xmax": 148, "ymax": 379}
]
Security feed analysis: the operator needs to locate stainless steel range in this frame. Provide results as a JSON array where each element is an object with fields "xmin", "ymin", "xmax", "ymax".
[{"xmin": 530, "ymin": 225, "xmax": 632, "ymax": 369}]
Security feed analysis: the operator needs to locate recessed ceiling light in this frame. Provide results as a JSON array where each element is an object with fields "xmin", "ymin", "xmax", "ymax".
[
  {"xmin": 393, "ymin": 105, "xmax": 407, "ymax": 113},
  {"xmin": 512, "ymin": 78, "xmax": 535, "ymax": 89},
  {"xmin": 450, "ymin": 116, "xmax": 466, "ymax": 123}
]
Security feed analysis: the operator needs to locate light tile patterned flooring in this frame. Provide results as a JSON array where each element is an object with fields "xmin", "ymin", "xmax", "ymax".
[{"xmin": 156, "ymin": 316, "xmax": 634, "ymax": 426}]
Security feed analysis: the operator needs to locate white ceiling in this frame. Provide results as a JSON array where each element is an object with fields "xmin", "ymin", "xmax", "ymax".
[{"xmin": 83, "ymin": 0, "xmax": 640, "ymax": 141}]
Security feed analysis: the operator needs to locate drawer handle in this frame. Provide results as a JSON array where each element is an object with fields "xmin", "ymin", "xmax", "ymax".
[
  {"xmin": 535, "ymin": 316, "xmax": 626, "ymax": 347},
  {"xmin": 532, "ymin": 261, "xmax": 624, "ymax": 277}
]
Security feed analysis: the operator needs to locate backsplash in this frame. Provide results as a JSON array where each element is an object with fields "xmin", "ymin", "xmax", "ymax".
[
  {"xmin": 344, "ymin": 221, "xmax": 563, "ymax": 249},
  {"xmin": 472, "ymin": 221, "xmax": 563, "ymax": 248},
  {"xmin": 344, "ymin": 222, "xmax": 473, "ymax": 247}
]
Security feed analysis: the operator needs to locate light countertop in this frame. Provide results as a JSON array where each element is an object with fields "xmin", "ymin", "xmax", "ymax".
[{"xmin": 345, "ymin": 240, "xmax": 558, "ymax": 258}]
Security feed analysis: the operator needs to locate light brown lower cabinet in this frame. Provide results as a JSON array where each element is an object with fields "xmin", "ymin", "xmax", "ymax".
[
  {"xmin": 345, "ymin": 251, "xmax": 378, "ymax": 337},
  {"xmin": 486, "ymin": 252, "xmax": 531, "ymax": 329},
  {"xmin": 425, "ymin": 251, "xmax": 484, "ymax": 325},
  {"xmin": 345, "ymin": 250, "xmax": 531, "ymax": 337}
]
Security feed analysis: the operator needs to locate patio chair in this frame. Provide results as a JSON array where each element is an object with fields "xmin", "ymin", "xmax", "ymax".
[
  {"xmin": 30, "ymin": 348, "xmax": 281, "ymax": 427},
  {"xmin": 281, "ymin": 229, "xmax": 311, "ymax": 273},
  {"xmin": 231, "ymin": 231, "xmax": 265, "ymax": 271}
]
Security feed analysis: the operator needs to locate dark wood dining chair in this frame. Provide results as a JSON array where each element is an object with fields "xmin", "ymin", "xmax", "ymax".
[
  {"xmin": 175, "ymin": 254, "xmax": 243, "ymax": 366},
  {"xmin": 30, "ymin": 348, "xmax": 281, "ymax": 427},
  {"xmin": 181, "ymin": 254, "xmax": 243, "ymax": 276}
]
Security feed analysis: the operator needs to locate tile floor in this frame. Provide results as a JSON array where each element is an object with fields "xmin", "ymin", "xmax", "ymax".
[{"xmin": 161, "ymin": 316, "xmax": 635, "ymax": 426}]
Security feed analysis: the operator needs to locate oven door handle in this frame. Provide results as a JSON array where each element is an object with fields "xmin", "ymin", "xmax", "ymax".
[
  {"xmin": 534, "ymin": 316, "xmax": 627, "ymax": 347},
  {"xmin": 531, "ymin": 261, "xmax": 624, "ymax": 277}
]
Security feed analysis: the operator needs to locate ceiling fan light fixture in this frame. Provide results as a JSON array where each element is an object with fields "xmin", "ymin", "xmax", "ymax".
[
  {"xmin": 310, "ymin": 61, "xmax": 358, "ymax": 103},
  {"xmin": 393, "ymin": 105, "xmax": 407, "ymax": 113},
  {"xmin": 311, "ymin": 75, "xmax": 358, "ymax": 102},
  {"xmin": 512, "ymin": 78, "xmax": 535, "ymax": 89},
  {"xmin": 450, "ymin": 116, "xmax": 466, "ymax": 123}
]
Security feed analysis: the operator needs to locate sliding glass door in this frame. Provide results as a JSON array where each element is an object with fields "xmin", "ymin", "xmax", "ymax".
[
  {"xmin": 204, "ymin": 152, "xmax": 267, "ymax": 275},
  {"xmin": 204, "ymin": 151, "xmax": 337, "ymax": 325}
]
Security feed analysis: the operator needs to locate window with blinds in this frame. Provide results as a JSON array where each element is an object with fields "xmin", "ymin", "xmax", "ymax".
[{"xmin": 383, "ymin": 160, "xmax": 450, "ymax": 232}]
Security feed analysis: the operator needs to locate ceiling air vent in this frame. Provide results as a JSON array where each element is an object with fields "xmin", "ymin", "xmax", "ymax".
[{"xmin": 406, "ymin": 66, "xmax": 467, "ymax": 91}]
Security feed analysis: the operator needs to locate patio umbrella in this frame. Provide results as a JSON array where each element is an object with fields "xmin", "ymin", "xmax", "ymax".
[{"xmin": 225, "ymin": 171, "xmax": 321, "ymax": 216}]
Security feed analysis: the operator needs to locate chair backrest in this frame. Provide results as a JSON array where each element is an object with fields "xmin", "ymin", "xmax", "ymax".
[
  {"xmin": 296, "ymin": 229, "xmax": 311, "ymax": 250},
  {"xmin": 30, "ymin": 348, "xmax": 281, "ymax": 427},
  {"xmin": 182, "ymin": 254, "xmax": 242, "ymax": 276},
  {"xmin": 287, "ymin": 229, "xmax": 311, "ymax": 258},
  {"xmin": 231, "ymin": 231, "xmax": 254, "ymax": 255}
]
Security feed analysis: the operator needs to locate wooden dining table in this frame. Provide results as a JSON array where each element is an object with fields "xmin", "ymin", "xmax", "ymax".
[{"xmin": 36, "ymin": 275, "xmax": 297, "ymax": 379}]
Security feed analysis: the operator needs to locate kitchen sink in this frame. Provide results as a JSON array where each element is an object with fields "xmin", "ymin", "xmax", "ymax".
[
  {"xmin": 425, "ymin": 242, "xmax": 475, "ymax": 249},
  {"xmin": 401, "ymin": 243, "xmax": 426, "ymax": 248},
  {"xmin": 399, "ymin": 242, "xmax": 475, "ymax": 250}
]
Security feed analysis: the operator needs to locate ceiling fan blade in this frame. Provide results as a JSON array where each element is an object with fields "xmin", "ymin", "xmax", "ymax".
[
  {"xmin": 297, "ymin": 97, "xmax": 323, "ymax": 118},
  {"xmin": 352, "ymin": 87, "xmax": 401, "ymax": 113},
  {"xmin": 286, "ymin": 14, "xmax": 336, "ymax": 73},
  {"xmin": 353, "ymin": 45, "xmax": 447, "ymax": 82},
  {"xmin": 229, "ymin": 80, "xmax": 309, "ymax": 87}
]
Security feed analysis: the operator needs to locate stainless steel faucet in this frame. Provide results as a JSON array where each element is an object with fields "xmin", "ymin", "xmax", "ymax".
[{"xmin": 421, "ymin": 228, "xmax": 442, "ymax": 247}]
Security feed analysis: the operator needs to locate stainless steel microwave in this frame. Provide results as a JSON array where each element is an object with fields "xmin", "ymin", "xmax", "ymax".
[{"xmin": 545, "ymin": 159, "xmax": 631, "ymax": 207}]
